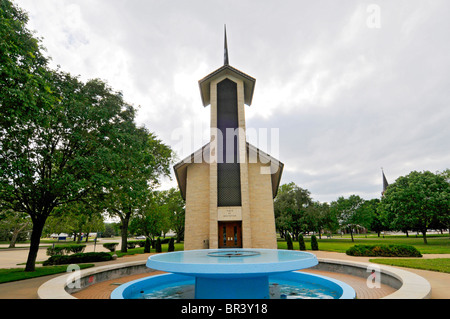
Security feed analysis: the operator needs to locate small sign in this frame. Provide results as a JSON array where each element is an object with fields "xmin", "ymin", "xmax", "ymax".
[{"xmin": 218, "ymin": 207, "xmax": 242, "ymax": 221}]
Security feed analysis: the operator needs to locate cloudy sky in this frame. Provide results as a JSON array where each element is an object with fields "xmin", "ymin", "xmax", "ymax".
[{"xmin": 15, "ymin": 0, "xmax": 450, "ymax": 203}]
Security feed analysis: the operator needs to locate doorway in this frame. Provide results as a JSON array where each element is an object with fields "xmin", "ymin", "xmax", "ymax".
[{"xmin": 218, "ymin": 221, "xmax": 242, "ymax": 248}]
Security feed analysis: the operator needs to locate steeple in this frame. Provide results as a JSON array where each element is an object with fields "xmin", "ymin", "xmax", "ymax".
[
  {"xmin": 198, "ymin": 26, "xmax": 256, "ymax": 107},
  {"xmin": 224, "ymin": 25, "xmax": 229, "ymax": 65},
  {"xmin": 381, "ymin": 168, "xmax": 389, "ymax": 196}
]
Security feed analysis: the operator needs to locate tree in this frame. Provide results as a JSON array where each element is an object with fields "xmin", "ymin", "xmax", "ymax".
[
  {"xmin": 101, "ymin": 121, "xmax": 173, "ymax": 252},
  {"xmin": 0, "ymin": 68, "xmax": 128, "ymax": 271},
  {"xmin": 298, "ymin": 234, "xmax": 306, "ymax": 250},
  {"xmin": 311, "ymin": 235, "xmax": 319, "ymax": 251},
  {"xmin": 437, "ymin": 169, "xmax": 450, "ymax": 235},
  {"xmin": 380, "ymin": 170, "xmax": 450, "ymax": 244},
  {"xmin": 274, "ymin": 182, "xmax": 313, "ymax": 240},
  {"xmin": 158, "ymin": 188, "xmax": 185, "ymax": 243},
  {"xmin": 304, "ymin": 201, "xmax": 337, "ymax": 238},
  {"xmin": 129, "ymin": 192, "xmax": 170, "ymax": 243},
  {"xmin": 0, "ymin": 0, "xmax": 50, "ymax": 129},
  {"xmin": 0, "ymin": 208, "xmax": 31, "ymax": 247},
  {"xmin": 1, "ymin": 54, "xmax": 162, "ymax": 271},
  {"xmin": 46, "ymin": 200, "xmax": 104, "ymax": 243},
  {"xmin": 330, "ymin": 195, "xmax": 371, "ymax": 242},
  {"xmin": 363, "ymin": 198, "xmax": 384, "ymax": 237},
  {"xmin": 168, "ymin": 237, "xmax": 175, "ymax": 252},
  {"xmin": 286, "ymin": 232, "xmax": 293, "ymax": 250}
]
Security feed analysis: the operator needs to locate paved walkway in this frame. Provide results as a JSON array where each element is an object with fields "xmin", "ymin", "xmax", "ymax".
[
  {"xmin": 72, "ymin": 268, "xmax": 397, "ymax": 299},
  {"xmin": 1, "ymin": 245, "xmax": 449, "ymax": 299}
]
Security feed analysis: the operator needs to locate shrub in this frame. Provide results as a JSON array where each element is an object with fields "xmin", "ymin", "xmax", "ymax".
[
  {"xmin": 160, "ymin": 238, "xmax": 170, "ymax": 244},
  {"xmin": 136, "ymin": 240, "xmax": 146, "ymax": 248},
  {"xmin": 144, "ymin": 238, "xmax": 151, "ymax": 253},
  {"xmin": 46, "ymin": 244, "xmax": 86, "ymax": 256},
  {"xmin": 168, "ymin": 237, "xmax": 175, "ymax": 252},
  {"xmin": 155, "ymin": 237, "xmax": 162, "ymax": 253},
  {"xmin": 286, "ymin": 233, "xmax": 293, "ymax": 250},
  {"xmin": 346, "ymin": 244, "xmax": 422, "ymax": 257},
  {"xmin": 102, "ymin": 243, "xmax": 118, "ymax": 252},
  {"xmin": 311, "ymin": 235, "xmax": 319, "ymax": 251},
  {"xmin": 126, "ymin": 241, "xmax": 136, "ymax": 249},
  {"xmin": 298, "ymin": 234, "xmax": 306, "ymax": 250},
  {"xmin": 43, "ymin": 252, "xmax": 113, "ymax": 266}
]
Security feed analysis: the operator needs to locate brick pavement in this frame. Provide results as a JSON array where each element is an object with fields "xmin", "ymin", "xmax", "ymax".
[
  {"xmin": 72, "ymin": 268, "xmax": 395, "ymax": 299},
  {"xmin": 1, "ymin": 247, "xmax": 448, "ymax": 299}
]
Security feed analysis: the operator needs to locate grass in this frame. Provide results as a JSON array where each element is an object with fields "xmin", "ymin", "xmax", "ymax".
[
  {"xmin": 277, "ymin": 235, "xmax": 450, "ymax": 254},
  {"xmin": 110, "ymin": 242, "xmax": 184, "ymax": 257},
  {"xmin": 369, "ymin": 258, "xmax": 450, "ymax": 273},
  {"xmin": 0, "ymin": 264, "xmax": 94, "ymax": 284},
  {"xmin": 0, "ymin": 240, "xmax": 184, "ymax": 284},
  {"xmin": 2, "ymin": 234, "xmax": 448, "ymax": 283}
]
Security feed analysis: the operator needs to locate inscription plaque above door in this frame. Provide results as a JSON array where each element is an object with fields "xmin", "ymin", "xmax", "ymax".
[{"xmin": 218, "ymin": 207, "xmax": 242, "ymax": 221}]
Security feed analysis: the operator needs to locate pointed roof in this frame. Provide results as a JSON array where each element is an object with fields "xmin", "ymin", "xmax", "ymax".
[
  {"xmin": 382, "ymin": 168, "xmax": 389, "ymax": 195},
  {"xmin": 198, "ymin": 26, "xmax": 256, "ymax": 107},
  {"xmin": 173, "ymin": 142, "xmax": 284, "ymax": 200},
  {"xmin": 224, "ymin": 25, "xmax": 229, "ymax": 66},
  {"xmin": 198, "ymin": 65, "xmax": 256, "ymax": 106}
]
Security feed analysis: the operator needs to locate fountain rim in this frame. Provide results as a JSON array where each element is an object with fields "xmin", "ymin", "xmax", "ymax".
[{"xmin": 146, "ymin": 248, "xmax": 319, "ymax": 277}]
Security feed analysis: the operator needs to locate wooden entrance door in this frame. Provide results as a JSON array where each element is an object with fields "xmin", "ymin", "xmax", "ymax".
[{"xmin": 218, "ymin": 221, "xmax": 242, "ymax": 248}]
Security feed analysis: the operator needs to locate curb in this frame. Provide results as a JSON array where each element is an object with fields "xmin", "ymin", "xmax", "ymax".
[{"xmin": 37, "ymin": 258, "xmax": 432, "ymax": 299}]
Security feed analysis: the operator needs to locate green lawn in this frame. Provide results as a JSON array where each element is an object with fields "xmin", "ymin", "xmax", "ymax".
[
  {"xmin": 370, "ymin": 258, "xmax": 450, "ymax": 273},
  {"xmin": 277, "ymin": 235, "xmax": 450, "ymax": 254},
  {"xmin": 2, "ymin": 235, "xmax": 448, "ymax": 283},
  {"xmin": 111, "ymin": 242, "xmax": 184, "ymax": 257},
  {"xmin": 0, "ymin": 264, "xmax": 94, "ymax": 284}
]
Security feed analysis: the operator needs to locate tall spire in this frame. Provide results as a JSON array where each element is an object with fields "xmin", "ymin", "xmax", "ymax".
[
  {"xmin": 224, "ymin": 24, "xmax": 229, "ymax": 65},
  {"xmin": 381, "ymin": 168, "xmax": 389, "ymax": 196}
]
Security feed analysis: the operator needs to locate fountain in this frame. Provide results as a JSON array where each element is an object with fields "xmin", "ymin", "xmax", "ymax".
[{"xmin": 110, "ymin": 249, "xmax": 356, "ymax": 299}]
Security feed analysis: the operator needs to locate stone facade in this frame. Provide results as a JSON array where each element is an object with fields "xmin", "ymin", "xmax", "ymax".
[
  {"xmin": 182, "ymin": 153, "xmax": 279, "ymax": 250},
  {"xmin": 174, "ymin": 63, "xmax": 283, "ymax": 251}
]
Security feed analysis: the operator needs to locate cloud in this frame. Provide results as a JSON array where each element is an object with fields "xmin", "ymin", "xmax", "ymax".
[{"xmin": 15, "ymin": 0, "xmax": 450, "ymax": 202}]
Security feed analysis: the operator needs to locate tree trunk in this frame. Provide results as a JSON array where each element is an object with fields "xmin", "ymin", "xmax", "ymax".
[
  {"xmin": 422, "ymin": 229, "xmax": 428, "ymax": 244},
  {"xmin": 120, "ymin": 217, "xmax": 129, "ymax": 253},
  {"xmin": 8, "ymin": 221, "xmax": 30, "ymax": 248},
  {"xmin": 349, "ymin": 227, "xmax": 354, "ymax": 242},
  {"xmin": 25, "ymin": 218, "xmax": 46, "ymax": 272}
]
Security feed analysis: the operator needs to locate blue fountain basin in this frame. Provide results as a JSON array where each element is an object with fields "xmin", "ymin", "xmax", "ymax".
[
  {"xmin": 111, "ymin": 249, "xmax": 355, "ymax": 299},
  {"xmin": 110, "ymin": 271, "xmax": 356, "ymax": 299},
  {"xmin": 146, "ymin": 249, "xmax": 318, "ymax": 278}
]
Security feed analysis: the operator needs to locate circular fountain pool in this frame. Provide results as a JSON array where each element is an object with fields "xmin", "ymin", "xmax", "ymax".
[{"xmin": 111, "ymin": 249, "xmax": 355, "ymax": 299}]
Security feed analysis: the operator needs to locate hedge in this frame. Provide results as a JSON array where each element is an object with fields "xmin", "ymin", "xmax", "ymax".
[
  {"xmin": 43, "ymin": 252, "xmax": 113, "ymax": 266},
  {"xmin": 168, "ymin": 237, "xmax": 175, "ymax": 252},
  {"xmin": 311, "ymin": 235, "xmax": 319, "ymax": 251},
  {"xmin": 286, "ymin": 233, "xmax": 293, "ymax": 250},
  {"xmin": 155, "ymin": 238, "xmax": 162, "ymax": 253},
  {"xmin": 346, "ymin": 244, "xmax": 422, "ymax": 257},
  {"xmin": 46, "ymin": 244, "xmax": 86, "ymax": 256},
  {"xmin": 298, "ymin": 235, "xmax": 306, "ymax": 251},
  {"xmin": 102, "ymin": 243, "xmax": 118, "ymax": 252}
]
